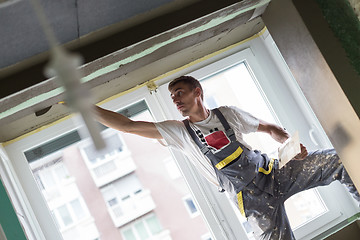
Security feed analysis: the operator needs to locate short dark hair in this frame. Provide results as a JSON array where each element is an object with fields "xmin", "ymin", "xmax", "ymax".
[{"xmin": 168, "ymin": 76, "xmax": 203, "ymax": 100}]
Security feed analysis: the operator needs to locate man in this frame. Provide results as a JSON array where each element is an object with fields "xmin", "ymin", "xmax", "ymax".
[{"xmin": 94, "ymin": 76, "xmax": 359, "ymax": 240}]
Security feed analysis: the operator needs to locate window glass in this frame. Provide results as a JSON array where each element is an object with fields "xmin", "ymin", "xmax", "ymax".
[
  {"xmin": 58, "ymin": 205, "xmax": 73, "ymax": 226},
  {"xmin": 199, "ymin": 61, "xmax": 328, "ymax": 235},
  {"xmin": 184, "ymin": 196, "xmax": 198, "ymax": 215},
  {"xmin": 108, "ymin": 198, "xmax": 118, "ymax": 207},
  {"xmin": 70, "ymin": 199, "xmax": 86, "ymax": 221},
  {"xmin": 24, "ymin": 100, "xmax": 211, "ymax": 240},
  {"xmin": 54, "ymin": 164, "xmax": 69, "ymax": 181},
  {"xmin": 41, "ymin": 169, "xmax": 56, "ymax": 189},
  {"xmin": 123, "ymin": 228, "xmax": 137, "ymax": 240},
  {"xmin": 134, "ymin": 221, "xmax": 149, "ymax": 239},
  {"xmin": 83, "ymin": 134, "xmax": 123, "ymax": 164},
  {"xmin": 285, "ymin": 189, "xmax": 327, "ymax": 229},
  {"xmin": 145, "ymin": 215, "xmax": 162, "ymax": 235},
  {"xmin": 113, "ymin": 174, "xmax": 142, "ymax": 198}
]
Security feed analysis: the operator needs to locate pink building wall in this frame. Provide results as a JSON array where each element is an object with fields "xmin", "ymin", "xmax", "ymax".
[
  {"xmin": 60, "ymin": 129, "xmax": 210, "ymax": 240},
  {"xmin": 62, "ymin": 147, "xmax": 123, "ymax": 240}
]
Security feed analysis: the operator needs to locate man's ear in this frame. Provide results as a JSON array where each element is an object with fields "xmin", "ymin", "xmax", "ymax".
[{"xmin": 194, "ymin": 87, "xmax": 202, "ymax": 97}]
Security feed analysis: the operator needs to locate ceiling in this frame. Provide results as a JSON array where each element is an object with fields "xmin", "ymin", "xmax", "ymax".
[{"xmin": 0, "ymin": 0, "xmax": 270, "ymax": 143}]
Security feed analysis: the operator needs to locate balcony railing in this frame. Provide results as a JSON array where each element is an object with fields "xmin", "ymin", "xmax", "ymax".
[
  {"xmin": 89, "ymin": 151, "xmax": 136, "ymax": 187},
  {"xmin": 42, "ymin": 177, "xmax": 79, "ymax": 205},
  {"xmin": 61, "ymin": 217, "xmax": 100, "ymax": 240},
  {"xmin": 107, "ymin": 189, "xmax": 156, "ymax": 227},
  {"xmin": 150, "ymin": 229, "xmax": 172, "ymax": 240}
]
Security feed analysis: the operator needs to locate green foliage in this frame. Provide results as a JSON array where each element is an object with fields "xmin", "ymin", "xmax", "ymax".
[{"xmin": 316, "ymin": 0, "xmax": 360, "ymax": 76}]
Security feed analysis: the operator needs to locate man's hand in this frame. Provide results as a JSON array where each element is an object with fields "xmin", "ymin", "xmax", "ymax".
[
  {"xmin": 257, "ymin": 120, "xmax": 308, "ymax": 161},
  {"xmin": 294, "ymin": 143, "xmax": 308, "ymax": 160},
  {"xmin": 257, "ymin": 120, "xmax": 290, "ymax": 143}
]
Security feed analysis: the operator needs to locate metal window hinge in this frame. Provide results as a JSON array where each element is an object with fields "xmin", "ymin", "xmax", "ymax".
[{"xmin": 146, "ymin": 81, "xmax": 158, "ymax": 94}]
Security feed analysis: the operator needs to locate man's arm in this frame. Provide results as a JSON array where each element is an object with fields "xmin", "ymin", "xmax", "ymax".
[
  {"xmin": 257, "ymin": 119, "xmax": 290, "ymax": 144},
  {"xmin": 257, "ymin": 119, "xmax": 308, "ymax": 160},
  {"xmin": 93, "ymin": 105, "xmax": 163, "ymax": 139}
]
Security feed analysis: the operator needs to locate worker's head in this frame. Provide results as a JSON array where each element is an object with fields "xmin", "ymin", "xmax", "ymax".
[
  {"xmin": 168, "ymin": 76, "xmax": 203, "ymax": 100},
  {"xmin": 168, "ymin": 76, "xmax": 204, "ymax": 116}
]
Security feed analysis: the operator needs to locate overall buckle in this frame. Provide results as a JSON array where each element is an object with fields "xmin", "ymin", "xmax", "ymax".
[
  {"xmin": 226, "ymin": 129, "xmax": 235, "ymax": 138},
  {"xmin": 201, "ymin": 146, "xmax": 210, "ymax": 155}
]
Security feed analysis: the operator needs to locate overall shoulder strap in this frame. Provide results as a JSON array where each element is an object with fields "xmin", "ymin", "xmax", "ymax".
[
  {"xmin": 183, "ymin": 119, "xmax": 211, "ymax": 155},
  {"xmin": 212, "ymin": 108, "xmax": 236, "ymax": 141},
  {"xmin": 183, "ymin": 119, "xmax": 225, "ymax": 193},
  {"xmin": 212, "ymin": 108, "xmax": 230, "ymax": 130}
]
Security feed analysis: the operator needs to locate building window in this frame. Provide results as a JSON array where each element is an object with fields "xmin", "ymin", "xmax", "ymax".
[
  {"xmin": 144, "ymin": 215, "xmax": 162, "ymax": 234},
  {"xmin": 53, "ymin": 198, "xmax": 89, "ymax": 229},
  {"xmin": 121, "ymin": 214, "xmax": 163, "ymax": 240},
  {"xmin": 32, "ymin": 159, "xmax": 70, "ymax": 192},
  {"xmin": 70, "ymin": 199, "xmax": 87, "ymax": 220},
  {"xmin": 57, "ymin": 205, "xmax": 73, "ymax": 227},
  {"xmin": 183, "ymin": 195, "xmax": 199, "ymax": 218},
  {"xmin": 28, "ymin": 153, "xmax": 98, "ymax": 238},
  {"xmin": 101, "ymin": 174, "xmax": 143, "ymax": 210},
  {"xmin": 83, "ymin": 134, "xmax": 124, "ymax": 165},
  {"xmin": 100, "ymin": 173, "xmax": 154, "ymax": 226}
]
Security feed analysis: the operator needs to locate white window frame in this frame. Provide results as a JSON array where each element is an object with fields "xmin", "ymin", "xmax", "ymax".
[
  {"xmin": 154, "ymin": 30, "xmax": 360, "ymax": 239},
  {"xmin": 2, "ymin": 85, "xmax": 249, "ymax": 239},
  {"xmin": 2, "ymin": 29, "xmax": 359, "ymax": 240}
]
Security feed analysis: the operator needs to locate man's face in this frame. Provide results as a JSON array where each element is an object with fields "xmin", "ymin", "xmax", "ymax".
[{"xmin": 170, "ymin": 82, "xmax": 199, "ymax": 116}]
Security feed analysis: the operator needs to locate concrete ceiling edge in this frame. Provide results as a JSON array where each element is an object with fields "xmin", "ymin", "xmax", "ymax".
[{"xmin": 0, "ymin": 0, "xmax": 269, "ymax": 143}]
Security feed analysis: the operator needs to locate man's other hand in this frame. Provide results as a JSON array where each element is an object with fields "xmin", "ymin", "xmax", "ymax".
[{"xmin": 294, "ymin": 143, "xmax": 308, "ymax": 160}]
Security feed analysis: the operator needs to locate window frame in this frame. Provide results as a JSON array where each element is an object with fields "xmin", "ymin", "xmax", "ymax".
[
  {"xmin": 155, "ymin": 31, "xmax": 359, "ymax": 239},
  {"xmin": 2, "ymin": 30, "xmax": 359, "ymax": 240}
]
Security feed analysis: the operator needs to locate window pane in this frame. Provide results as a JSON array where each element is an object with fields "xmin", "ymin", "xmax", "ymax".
[
  {"xmin": 108, "ymin": 198, "xmax": 118, "ymax": 207},
  {"xmin": 41, "ymin": 170, "xmax": 56, "ymax": 189},
  {"xmin": 84, "ymin": 134, "xmax": 123, "ymax": 164},
  {"xmin": 199, "ymin": 62, "xmax": 328, "ymax": 236},
  {"xmin": 285, "ymin": 189, "xmax": 327, "ymax": 229},
  {"xmin": 145, "ymin": 215, "xmax": 162, "ymax": 235},
  {"xmin": 134, "ymin": 221, "xmax": 149, "ymax": 239},
  {"xmin": 58, "ymin": 205, "xmax": 73, "ymax": 226},
  {"xmin": 54, "ymin": 163, "xmax": 69, "ymax": 181},
  {"xmin": 123, "ymin": 228, "xmax": 137, "ymax": 240},
  {"xmin": 112, "ymin": 174, "xmax": 142, "ymax": 199},
  {"xmin": 70, "ymin": 199, "xmax": 86, "ymax": 220},
  {"xmin": 26, "ymin": 100, "xmax": 211, "ymax": 240},
  {"xmin": 185, "ymin": 197, "xmax": 198, "ymax": 214}
]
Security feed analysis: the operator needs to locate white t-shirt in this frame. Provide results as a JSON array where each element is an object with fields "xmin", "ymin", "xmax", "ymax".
[{"xmin": 155, "ymin": 106, "xmax": 259, "ymax": 186}]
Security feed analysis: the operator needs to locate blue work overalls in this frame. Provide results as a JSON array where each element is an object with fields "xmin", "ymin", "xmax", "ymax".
[{"xmin": 184, "ymin": 108, "xmax": 359, "ymax": 240}]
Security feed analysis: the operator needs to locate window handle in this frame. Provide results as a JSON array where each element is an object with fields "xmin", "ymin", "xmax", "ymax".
[{"xmin": 309, "ymin": 128, "xmax": 319, "ymax": 146}]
